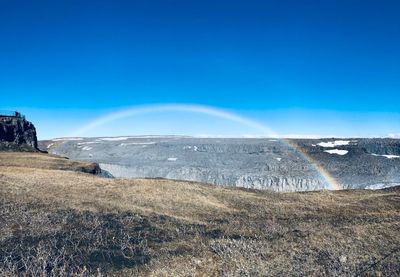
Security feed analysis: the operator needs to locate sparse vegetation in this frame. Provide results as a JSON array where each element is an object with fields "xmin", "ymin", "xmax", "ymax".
[
  {"xmin": 0, "ymin": 152, "xmax": 399, "ymax": 276},
  {"xmin": 0, "ymin": 152, "xmax": 100, "ymax": 174}
]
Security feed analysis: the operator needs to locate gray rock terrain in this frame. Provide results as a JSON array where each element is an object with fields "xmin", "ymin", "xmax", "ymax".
[
  {"xmin": 0, "ymin": 113, "xmax": 38, "ymax": 151},
  {"xmin": 40, "ymin": 136, "xmax": 400, "ymax": 191}
]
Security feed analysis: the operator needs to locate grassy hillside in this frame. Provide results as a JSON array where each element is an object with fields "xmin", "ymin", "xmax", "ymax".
[
  {"xmin": 0, "ymin": 152, "xmax": 101, "ymax": 174},
  {"xmin": 0, "ymin": 152, "xmax": 399, "ymax": 276}
]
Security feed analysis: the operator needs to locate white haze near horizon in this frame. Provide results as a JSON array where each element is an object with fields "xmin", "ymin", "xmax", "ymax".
[{"xmin": 16, "ymin": 107, "xmax": 400, "ymax": 140}]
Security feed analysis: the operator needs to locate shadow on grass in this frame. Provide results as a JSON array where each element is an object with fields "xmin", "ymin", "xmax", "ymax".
[{"xmin": 0, "ymin": 206, "xmax": 173, "ymax": 275}]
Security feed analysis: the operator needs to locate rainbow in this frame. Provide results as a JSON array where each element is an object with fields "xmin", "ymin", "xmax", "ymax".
[
  {"xmin": 284, "ymin": 139, "xmax": 343, "ymax": 190},
  {"xmin": 71, "ymin": 103, "xmax": 342, "ymax": 190}
]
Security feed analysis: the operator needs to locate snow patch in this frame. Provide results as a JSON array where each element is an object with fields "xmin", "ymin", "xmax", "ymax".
[
  {"xmin": 275, "ymin": 157, "xmax": 282, "ymax": 161},
  {"xmin": 167, "ymin": 157, "xmax": 177, "ymax": 161},
  {"xmin": 324, "ymin": 149, "xmax": 348, "ymax": 155},
  {"xmin": 77, "ymin": 141, "xmax": 101, "ymax": 145},
  {"xmin": 184, "ymin": 145, "xmax": 200, "ymax": 151},
  {"xmin": 383, "ymin": 155, "xmax": 399, "ymax": 159},
  {"xmin": 120, "ymin": 142, "xmax": 156, "ymax": 146},
  {"xmin": 98, "ymin": 137, "xmax": 133, "ymax": 141},
  {"xmin": 52, "ymin": 137, "xmax": 83, "ymax": 141},
  {"xmin": 365, "ymin": 183, "xmax": 400, "ymax": 190},
  {"xmin": 371, "ymin": 153, "xmax": 400, "ymax": 159},
  {"xmin": 47, "ymin": 143, "xmax": 54, "ymax": 149},
  {"xmin": 317, "ymin": 140, "xmax": 351, "ymax": 148},
  {"xmin": 82, "ymin": 146, "xmax": 92, "ymax": 151}
]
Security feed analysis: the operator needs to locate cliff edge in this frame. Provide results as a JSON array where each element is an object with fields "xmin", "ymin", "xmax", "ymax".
[{"xmin": 0, "ymin": 112, "xmax": 38, "ymax": 151}]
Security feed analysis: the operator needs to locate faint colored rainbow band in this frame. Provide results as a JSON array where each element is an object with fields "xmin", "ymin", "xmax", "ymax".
[{"xmin": 71, "ymin": 103, "xmax": 342, "ymax": 190}]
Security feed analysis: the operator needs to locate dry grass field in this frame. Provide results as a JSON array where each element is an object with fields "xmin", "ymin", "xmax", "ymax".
[
  {"xmin": 0, "ymin": 152, "xmax": 399, "ymax": 276},
  {"xmin": 0, "ymin": 152, "xmax": 101, "ymax": 174}
]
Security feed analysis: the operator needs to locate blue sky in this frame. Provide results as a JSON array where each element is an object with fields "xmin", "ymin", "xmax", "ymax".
[{"xmin": 1, "ymin": 0, "xmax": 399, "ymax": 139}]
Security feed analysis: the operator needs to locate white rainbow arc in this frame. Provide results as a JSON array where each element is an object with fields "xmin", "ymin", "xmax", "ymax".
[
  {"xmin": 72, "ymin": 103, "xmax": 278, "ymax": 137},
  {"xmin": 71, "ymin": 103, "xmax": 342, "ymax": 190}
]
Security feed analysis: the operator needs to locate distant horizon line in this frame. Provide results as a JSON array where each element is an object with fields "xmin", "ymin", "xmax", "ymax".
[{"xmin": 43, "ymin": 135, "xmax": 400, "ymax": 141}]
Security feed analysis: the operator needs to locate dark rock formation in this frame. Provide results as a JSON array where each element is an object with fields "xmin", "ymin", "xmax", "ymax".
[{"xmin": 0, "ymin": 114, "xmax": 38, "ymax": 151}]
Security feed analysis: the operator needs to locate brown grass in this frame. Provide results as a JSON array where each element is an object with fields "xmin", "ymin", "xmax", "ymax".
[
  {"xmin": 0, "ymin": 152, "xmax": 399, "ymax": 276},
  {"xmin": 0, "ymin": 152, "xmax": 100, "ymax": 174}
]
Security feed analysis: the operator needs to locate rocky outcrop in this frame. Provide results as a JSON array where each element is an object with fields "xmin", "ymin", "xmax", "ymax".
[{"xmin": 0, "ymin": 115, "xmax": 38, "ymax": 151}]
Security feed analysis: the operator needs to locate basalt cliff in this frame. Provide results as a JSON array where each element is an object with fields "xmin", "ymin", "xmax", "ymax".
[{"xmin": 0, "ymin": 112, "xmax": 38, "ymax": 151}]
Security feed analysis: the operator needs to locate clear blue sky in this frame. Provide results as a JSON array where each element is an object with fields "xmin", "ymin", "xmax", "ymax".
[{"xmin": 1, "ymin": 0, "xmax": 399, "ymax": 139}]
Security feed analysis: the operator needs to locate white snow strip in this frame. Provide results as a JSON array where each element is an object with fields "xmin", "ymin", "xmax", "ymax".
[
  {"xmin": 317, "ymin": 140, "xmax": 350, "ymax": 148},
  {"xmin": 167, "ymin": 157, "xmax": 178, "ymax": 161},
  {"xmin": 275, "ymin": 157, "xmax": 282, "ymax": 161},
  {"xmin": 120, "ymin": 142, "xmax": 156, "ymax": 146},
  {"xmin": 52, "ymin": 137, "xmax": 83, "ymax": 141},
  {"xmin": 77, "ymin": 141, "xmax": 101, "ymax": 145},
  {"xmin": 46, "ymin": 143, "xmax": 54, "ymax": 149},
  {"xmin": 324, "ymin": 149, "xmax": 348, "ymax": 155},
  {"xmin": 383, "ymin": 155, "xmax": 400, "ymax": 159},
  {"xmin": 82, "ymin": 146, "xmax": 92, "ymax": 151},
  {"xmin": 371, "ymin": 153, "xmax": 400, "ymax": 159},
  {"xmin": 193, "ymin": 146, "xmax": 198, "ymax": 152},
  {"xmin": 366, "ymin": 183, "xmax": 400, "ymax": 190},
  {"xmin": 98, "ymin": 137, "xmax": 133, "ymax": 141}
]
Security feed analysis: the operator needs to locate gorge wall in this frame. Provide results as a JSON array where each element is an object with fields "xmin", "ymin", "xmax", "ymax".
[{"xmin": 42, "ymin": 136, "xmax": 400, "ymax": 191}]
